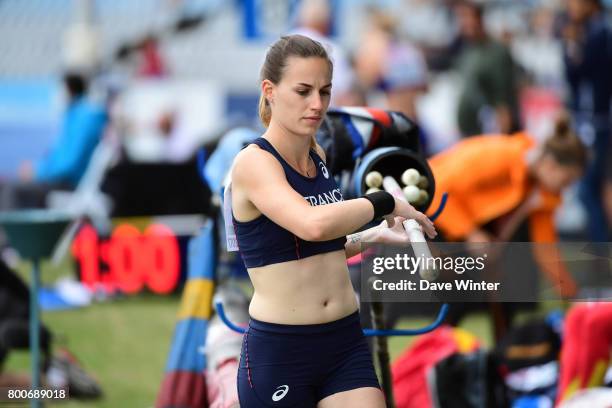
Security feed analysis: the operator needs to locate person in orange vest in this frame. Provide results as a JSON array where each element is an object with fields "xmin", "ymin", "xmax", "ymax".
[{"xmin": 426, "ymin": 114, "xmax": 587, "ymax": 332}]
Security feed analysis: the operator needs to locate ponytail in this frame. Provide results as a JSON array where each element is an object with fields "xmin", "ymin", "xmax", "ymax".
[
  {"xmin": 542, "ymin": 112, "xmax": 588, "ymax": 169},
  {"xmin": 310, "ymin": 134, "xmax": 318, "ymax": 151},
  {"xmin": 258, "ymin": 93, "xmax": 271, "ymax": 128}
]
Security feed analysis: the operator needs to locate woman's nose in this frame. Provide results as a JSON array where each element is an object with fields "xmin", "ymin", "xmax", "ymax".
[{"xmin": 310, "ymin": 94, "xmax": 322, "ymax": 110}]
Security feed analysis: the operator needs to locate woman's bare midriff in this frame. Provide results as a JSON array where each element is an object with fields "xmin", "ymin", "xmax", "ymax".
[{"xmin": 247, "ymin": 249, "xmax": 359, "ymax": 325}]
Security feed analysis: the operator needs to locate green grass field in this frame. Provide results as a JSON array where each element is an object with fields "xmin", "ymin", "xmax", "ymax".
[
  {"xmin": 5, "ymin": 260, "xmax": 563, "ymax": 407},
  {"xmin": 3, "ymin": 295, "xmax": 492, "ymax": 407},
  {"xmin": 5, "ymin": 260, "xmax": 179, "ymax": 407},
  {"xmin": 4, "ymin": 294, "xmax": 177, "ymax": 408}
]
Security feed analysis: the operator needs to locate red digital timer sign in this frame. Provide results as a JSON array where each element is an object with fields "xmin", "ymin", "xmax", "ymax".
[{"xmin": 71, "ymin": 223, "xmax": 181, "ymax": 294}]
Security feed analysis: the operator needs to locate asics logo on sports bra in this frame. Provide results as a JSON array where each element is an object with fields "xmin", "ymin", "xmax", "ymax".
[
  {"xmin": 319, "ymin": 162, "xmax": 329, "ymax": 179},
  {"xmin": 272, "ymin": 385, "xmax": 289, "ymax": 402},
  {"xmin": 304, "ymin": 188, "xmax": 344, "ymax": 206}
]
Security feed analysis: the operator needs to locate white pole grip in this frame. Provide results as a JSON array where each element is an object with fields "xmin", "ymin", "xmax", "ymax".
[
  {"xmin": 382, "ymin": 176, "xmax": 404, "ymax": 200},
  {"xmin": 382, "ymin": 176, "xmax": 438, "ymax": 281}
]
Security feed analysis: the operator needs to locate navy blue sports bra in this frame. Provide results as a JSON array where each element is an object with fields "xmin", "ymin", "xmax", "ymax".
[{"xmin": 232, "ymin": 137, "xmax": 346, "ymax": 268}]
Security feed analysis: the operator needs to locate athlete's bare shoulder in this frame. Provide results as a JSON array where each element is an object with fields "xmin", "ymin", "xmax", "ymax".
[{"xmin": 232, "ymin": 143, "xmax": 284, "ymax": 187}]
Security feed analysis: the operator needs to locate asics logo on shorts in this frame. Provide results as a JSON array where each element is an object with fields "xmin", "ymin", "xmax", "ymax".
[
  {"xmin": 272, "ymin": 385, "xmax": 289, "ymax": 401},
  {"xmin": 319, "ymin": 162, "xmax": 329, "ymax": 179}
]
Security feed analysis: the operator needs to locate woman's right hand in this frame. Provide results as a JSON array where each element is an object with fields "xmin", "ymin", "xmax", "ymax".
[{"xmin": 389, "ymin": 198, "xmax": 437, "ymax": 239}]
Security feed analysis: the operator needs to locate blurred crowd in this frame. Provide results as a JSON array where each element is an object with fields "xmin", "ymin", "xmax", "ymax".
[{"xmin": 1, "ymin": 0, "xmax": 610, "ymax": 238}]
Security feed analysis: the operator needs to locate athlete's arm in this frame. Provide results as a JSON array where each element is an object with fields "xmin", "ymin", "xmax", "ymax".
[
  {"xmin": 344, "ymin": 216, "xmax": 418, "ymax": 258},
  {"xmin": 345, "ymin": 226, "xmax": 380, "ymax": 259},
  {"xmin": 233, "ymin": 146, "xmax": 436, "ymax": 242},
  {"xmin": 315, "ymin": 143, "xmax": 390, "ymax": 255},
  {"xmin": 314, "ymin": 143, "xmax": 436, "ymax": 246},
  {"xmin": 232, "ymin": 146, "xmax": 375, "ymax": 241}
]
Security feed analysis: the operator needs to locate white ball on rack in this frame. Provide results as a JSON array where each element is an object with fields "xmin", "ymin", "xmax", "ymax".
[
  {"xmin": 401, "ymin": 168, "xmax": 420, "ymax": 186},
  {"xmin": 366, "ymin": 187, "xmax": 381, "ymax": 194},
  {"xmin": 365, "ymin": 171, "xmax": 383, "ymax": 188},
  {"xmin": 403, "ymin": 185, "xmax": 420, "ymax": 203}
]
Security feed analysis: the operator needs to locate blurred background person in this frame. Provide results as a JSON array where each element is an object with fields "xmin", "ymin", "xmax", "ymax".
[
  {"xmin": 512, "ymin": 5, "xmax": 565, "ymax": 90},
  {"xmin": 560, "ymin": 0, "xmax": 612, "ymax": 241},
  {"xmin": 354, "ymin": 9, "xmax": 429, "ymax": 122},
  {"xmin": 453, "ymin": 0, "xmax": 521, "ymax": 137},
  {"xmin": 136, "ymin": 34, "xmax": 168, "ymax": 79},
  {"xmin": 291, "ymin": 0, "xmax": 362, "ymax": 107},
  {"xmin": 426, "ymin": 114, "xmax": 587, "ymax": 337},
  {"xmin": 0, "ymin": 72, "xmax": 107, "ymax": 210}
]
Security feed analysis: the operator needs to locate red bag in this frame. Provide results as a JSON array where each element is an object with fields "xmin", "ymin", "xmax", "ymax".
[{"xmin": 392, "ymin": 325, "xmax": 480, "ymax": 408}]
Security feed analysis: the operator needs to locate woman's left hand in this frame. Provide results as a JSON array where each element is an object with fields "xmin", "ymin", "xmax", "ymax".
[{"xmin": 373, "ymin": 216, "xmax": 412, "ymax": 244}]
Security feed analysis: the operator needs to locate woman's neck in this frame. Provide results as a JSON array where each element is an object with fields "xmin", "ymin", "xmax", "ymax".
[{"xmin": 264, "ymin": 121, "xmax": 313, "ymax": 168}]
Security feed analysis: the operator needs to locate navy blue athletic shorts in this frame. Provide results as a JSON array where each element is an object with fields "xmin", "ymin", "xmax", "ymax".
[{"xmin": 237, "ymin": 311, "xmax": 381, "ymax": 407}]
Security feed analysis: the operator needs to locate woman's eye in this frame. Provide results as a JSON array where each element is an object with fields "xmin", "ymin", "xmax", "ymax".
[
  {"xmin": 296, "ymin": 89, "xmax": 309, "ymax": 96},
  {"xmin": 320, "ymin": 90, "xmax": 331, "ymax": 96}
]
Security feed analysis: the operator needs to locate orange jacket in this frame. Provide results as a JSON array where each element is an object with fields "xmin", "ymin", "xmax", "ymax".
[{"xmin": 426, "ymin": 132, "xmax": 576, "ymax": 296}]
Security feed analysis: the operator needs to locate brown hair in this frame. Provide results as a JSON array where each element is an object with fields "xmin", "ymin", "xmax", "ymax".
[
  {"xmin": 258, "ymin": 34, "xmax": 333, "ymax": 149},
  {"xmin": 542, "ymin": 113, "xmax": 588, "ymax": 169}
]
